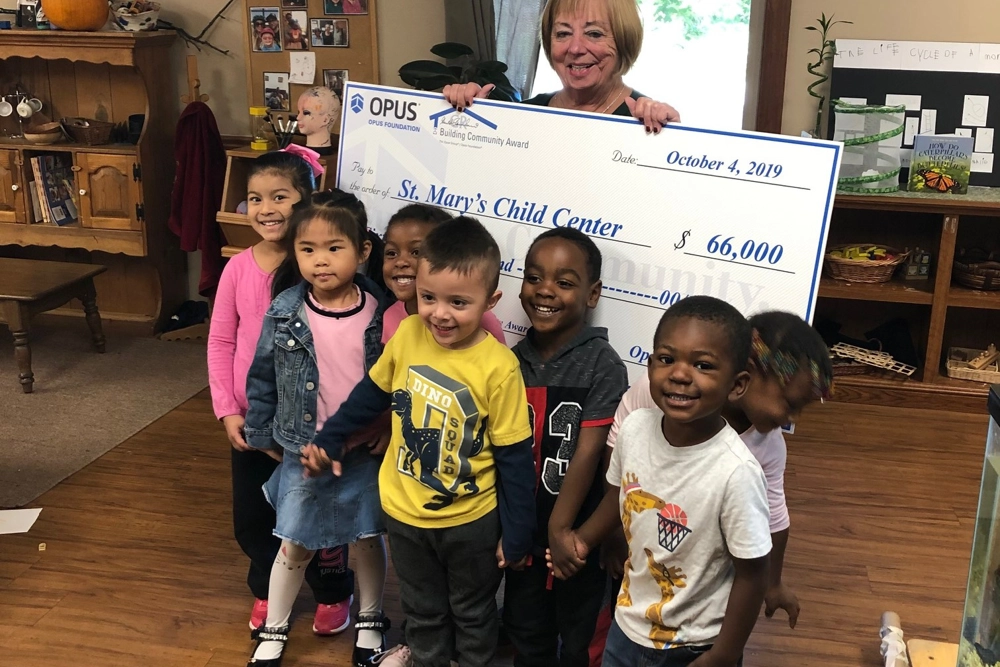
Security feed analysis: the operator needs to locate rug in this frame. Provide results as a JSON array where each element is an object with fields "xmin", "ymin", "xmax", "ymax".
[{"xmin": 0, "ymin": 321, "xmax": 208, "ymax": 508}]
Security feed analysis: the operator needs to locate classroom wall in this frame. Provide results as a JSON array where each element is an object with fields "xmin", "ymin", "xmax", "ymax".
[{"xmin": 782, "ymin": 0, "xmax": 1000, "ymax": 135}]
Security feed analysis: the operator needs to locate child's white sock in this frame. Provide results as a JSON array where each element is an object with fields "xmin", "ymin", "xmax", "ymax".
[
  {"xmin": 354, "ymin": 535, "xmax": 387, "ymax": 650},
  {"xmin": 253, "ymin": 542, "xmax": 313, "ymax": 661}
]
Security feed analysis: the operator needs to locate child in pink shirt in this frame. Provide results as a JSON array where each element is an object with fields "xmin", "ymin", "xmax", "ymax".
[
  {"xmin": 207, "ymin": 151, "xmax": 355, "ymax": 638},
  {"xmin": 381, "ymin": 203, "xmax": 506, "ymax": 344}
]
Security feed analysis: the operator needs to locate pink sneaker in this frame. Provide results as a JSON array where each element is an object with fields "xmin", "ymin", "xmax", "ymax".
[
  {"xmin": 249, "ymin": 598, "xmax": 268, "ymax": 631},
  {"xmin": 313, "ymin": 595, "xmax": 353, "ymax": 635},
  {"xmin": 373, "ymin": 645, "xmax": 412, "ymax": 666}
]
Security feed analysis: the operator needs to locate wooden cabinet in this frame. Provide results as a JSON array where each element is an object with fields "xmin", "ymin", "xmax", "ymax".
[
  {"xmin": 0, "ymin": 31, "xmax": 184, "ymax": 331},
  {"xmin": 0, "ymin": 149, "xmax": 23, "ymax": 224},
  {"xmin": 820, "ymin": 189, "xmax": 1000, "ymax": 412},
  {"xmin": 76, "ymin": 153, "xmax": 141, "ymax": 231}
]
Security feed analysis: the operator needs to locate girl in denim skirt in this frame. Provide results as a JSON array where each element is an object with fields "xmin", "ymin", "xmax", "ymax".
[{"xmin": 243, "ymin": 190, "xmax": 395, "ymax": 667}]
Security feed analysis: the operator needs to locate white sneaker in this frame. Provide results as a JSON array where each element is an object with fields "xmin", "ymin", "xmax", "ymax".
[{"xmin": 372, "ymin": 644, "xmax": 412, "ymax": 666}]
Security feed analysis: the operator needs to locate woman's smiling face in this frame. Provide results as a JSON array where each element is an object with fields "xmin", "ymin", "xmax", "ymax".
[{"xmin": 549, "ymin": 0, "xmax": 619, "ymax": 95}]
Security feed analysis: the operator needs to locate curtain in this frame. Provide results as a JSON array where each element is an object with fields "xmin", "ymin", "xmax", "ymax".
[
  {"xmin": 445, "ymin": 0, "xmax": 497, "ymax": 61},
  {"xmin": 495, "ymin": 0, "xmax": 547, "ymax": 100}
]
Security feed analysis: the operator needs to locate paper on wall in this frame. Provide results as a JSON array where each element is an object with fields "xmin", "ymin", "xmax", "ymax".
[
  {"xmin": 902, "ymin": 42, "xmax": 980, "ymax": 72},
  {"xmin": 976, "ymin": 127, "xmax": 995, "ymax": 153},
  {"xmin": 0, "ymin": 508, "xmax": 42, "ymax": 535},
  {"xmin": 920, "ymin": 109, "xmax": 937, "ymax": 134},
  {"xmin": 885, "ymin": 94, "xmax": 922, "ymax": 111},
  {"xmin": 973, "ymin": 152, "xmax": 995, "ymax": 173},
  {"xmin": 289, "ymin": 52, "xmax": 316, "ymax": 85},
  {"xmin": 963, "ymin": 94, "xmax": 990, "ymax": 127},
  {"xmin": 981, "ymin": 44, "xmax": 1000, "ymax": 73},
  {"xmin": 834, "ymin": 39, "xmax": 902, "ymax": 70},
  {"xmin": 904, "ymin": 117, "xmax": 920, "ymax": 146},
  {"xmin": 956, "ymin": 128, "xmax": 974, "ymax": 137}
]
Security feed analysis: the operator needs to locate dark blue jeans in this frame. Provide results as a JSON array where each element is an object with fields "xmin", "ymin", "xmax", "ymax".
[{"xmin": 602, "ymin": 619, "xmax": 743, "ymax": 667}]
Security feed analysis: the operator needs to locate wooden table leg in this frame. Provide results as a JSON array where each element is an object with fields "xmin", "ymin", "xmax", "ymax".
[
  {"xmin": 80, "ymin": 278, "xmax": 105, "ymax": 353},
  {"xmin": 0, "ymin": 300, "xmax": 33, "ymax": 393}
]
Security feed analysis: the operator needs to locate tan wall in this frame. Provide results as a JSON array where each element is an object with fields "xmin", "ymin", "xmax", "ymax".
[
  {"xmin": 783, "ymin": 0, "xmax": 1000, "ymax": 135},
  {"xmin": 1, "ymin": 0, "xmax": 446, "ymax": 136}
]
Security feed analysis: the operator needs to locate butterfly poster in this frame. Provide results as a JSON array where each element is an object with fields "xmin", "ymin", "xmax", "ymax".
[{"xmin": 908, "ymin": 134, "xmax": 974, "ymax": 195}]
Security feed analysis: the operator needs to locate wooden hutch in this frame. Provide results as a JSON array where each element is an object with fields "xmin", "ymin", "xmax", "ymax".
[
  {"xmin": 820, "ymin": 189, "xmax": 1000, "ymax": 412},
  {"xmin": 0, "ymin": 30, "xmax": 185, "ymax": 332}
]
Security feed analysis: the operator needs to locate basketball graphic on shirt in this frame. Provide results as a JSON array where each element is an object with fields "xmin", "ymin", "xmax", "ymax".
[{"xmin": 657, "ymin": 503, "xmax": 692, "ymax": 552}]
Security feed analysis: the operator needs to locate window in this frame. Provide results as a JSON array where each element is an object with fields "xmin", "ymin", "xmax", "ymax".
[{"xmin": 531, "ymin": 0, "xmax": 751, "ymax": 130}]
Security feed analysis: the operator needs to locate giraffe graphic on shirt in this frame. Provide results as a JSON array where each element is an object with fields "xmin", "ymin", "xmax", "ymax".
[
  {"xmin": 617, "ymin": 472, "xmax": 666, "ymax": 608},
  {"xmin": 643, "ymin": 547, "xmax": 687, "ymax": 649}
]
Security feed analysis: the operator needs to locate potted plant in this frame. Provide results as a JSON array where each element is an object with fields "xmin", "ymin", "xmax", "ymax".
[
  {"xmin": 399, "ymin": 42, "xmax": 520, "ymax": 102},
  {"xmin": 805, "ymin": 12, "xmax": 852, "ymax": 139}
]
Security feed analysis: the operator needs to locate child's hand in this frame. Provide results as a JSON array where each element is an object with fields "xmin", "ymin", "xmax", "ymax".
[
  {"xmin": 545, "ymin": 532, "xmax": 590, "ymax": 580},
  {"xmin": 367, "ymin": 430, "xmax": 391, "ymax": 456},
  {"xmin": 764, "ymin": 583, "xmax": 800, "ymax": 629},
  {"xmin": 263, "ymin": 448, "xmax": 283, "ymax": 463},
  {"xmin": 222, "ymin": 415, "xmax": 250, "ymax": 452},
  {"xmin": 300, "ymin": 443, "xmax": 338, "ymax": 477},
  {"xmin": 495, "ymin": 540, "xmax": 528, "ymax": 570},
  {"xmin": 548, "ymin": 527, "xmax": 587, "ymax": 579}
]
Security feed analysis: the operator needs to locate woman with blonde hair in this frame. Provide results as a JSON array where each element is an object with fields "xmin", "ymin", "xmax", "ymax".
[{"xmin": 445, "ymin": 0, "xmax": 679, "ymax": 133}]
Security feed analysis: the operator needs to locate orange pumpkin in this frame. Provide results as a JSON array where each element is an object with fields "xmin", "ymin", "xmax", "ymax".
[{"xmin": 43, "ymin": 0, "xmax": 111, "ymax": 32}]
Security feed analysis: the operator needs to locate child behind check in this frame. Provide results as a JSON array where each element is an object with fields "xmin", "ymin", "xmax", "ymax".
[
  {"xmin": 381, "ymin": 203, "xmax": 506, "ymax": 343},
  {"xmin": 504, "ymin": 227, "xmax": 628, "ymax": 667},
  {"xmin": 554, "ymin": 296, "xmax": 772, "ymax": 667},
  {"xmin": 302, "ymin": 216, "xmax": 538, "ymax": 667}
]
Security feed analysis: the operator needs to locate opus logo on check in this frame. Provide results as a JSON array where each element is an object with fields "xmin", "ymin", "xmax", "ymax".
[{"xmin": 350, "ymin": 93, "xmax": 365, "ymax": 114}]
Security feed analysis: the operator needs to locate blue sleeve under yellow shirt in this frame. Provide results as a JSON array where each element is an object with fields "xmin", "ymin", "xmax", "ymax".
[{"xmin": 369, "ymin": 315, "xmax": 533, "ymax": 528}]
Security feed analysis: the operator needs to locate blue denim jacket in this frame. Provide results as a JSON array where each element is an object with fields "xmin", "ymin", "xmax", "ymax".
[{"xmin": 244, "ymin": 274, "xmax": 390, "ymax": 454}]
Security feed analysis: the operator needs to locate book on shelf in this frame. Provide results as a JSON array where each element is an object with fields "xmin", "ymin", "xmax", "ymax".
[
  {"xmin": 27, "ymin": 180, "xmax": 41, "ymax": 224},
  {"xmin": 907, "ymin": 134, "xmax": 973, "ymax": 194},
  {"xmin": 32, "ymin": 154, "xmax": 78, "ymax": 226}
]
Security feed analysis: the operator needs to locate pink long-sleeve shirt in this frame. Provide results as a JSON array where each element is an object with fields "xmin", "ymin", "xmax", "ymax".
[{"xmin": 207, "ymin": 248, "xmax": 273, "ymax": 420}]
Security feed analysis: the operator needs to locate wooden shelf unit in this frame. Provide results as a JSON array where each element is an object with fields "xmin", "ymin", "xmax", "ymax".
[
  {"xmin": 822, "ymin": 187, "xmax": 1000, "ymax": 411},
  {"xmin": 0, "ymin": 30, "xmax": 184, "ymax": 332}
]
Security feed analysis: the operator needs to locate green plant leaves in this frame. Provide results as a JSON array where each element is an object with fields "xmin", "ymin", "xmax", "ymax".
[
  {"xmin": 398, "ymin": 60, "xmax": 460, "ymax": 90},
  {"xmin": 430, "ymin": 42, "xmax": 475, "ymax": 59}
]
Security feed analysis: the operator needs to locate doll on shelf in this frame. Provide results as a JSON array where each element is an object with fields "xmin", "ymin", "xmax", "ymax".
[{"xmin": 294, "ymin": 86, "xmax": 339, "ymax": 156}]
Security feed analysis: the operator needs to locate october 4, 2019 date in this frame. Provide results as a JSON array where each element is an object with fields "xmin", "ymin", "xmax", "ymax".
[{"xmin": 665, "ymin": 151, "xmax": 783, "ymax": 179}]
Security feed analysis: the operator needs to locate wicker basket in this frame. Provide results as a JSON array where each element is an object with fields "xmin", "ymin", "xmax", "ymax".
[
  {"xmin": 61, "ymin": 117, "xmax": 114, "ymax": 146},
  {"xmin": 825, "ymin": 244, "xmax": 909, "ymax": 284},
  {"xmin": 946, "ymin": 346, "xmax": 1000, "ymax": 383},
  {"xmin": 953, "ymin": 249, "xmax": 1000, "ymax": 291}
]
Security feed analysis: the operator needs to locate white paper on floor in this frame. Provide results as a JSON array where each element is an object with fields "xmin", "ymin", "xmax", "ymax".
[{"xmin": 0, "ymin": 508, "xmax": 42, "ymax": 534}]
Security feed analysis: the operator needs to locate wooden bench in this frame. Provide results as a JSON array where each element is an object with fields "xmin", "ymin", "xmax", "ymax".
[{"xmin": 0, "ymin": 258, "xmax": 107, "ymax": 393}]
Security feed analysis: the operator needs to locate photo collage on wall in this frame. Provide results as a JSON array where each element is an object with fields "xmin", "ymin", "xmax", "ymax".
[{"xmin": 250, "ymin": 0, "xmax": 367, "ymax": 111}]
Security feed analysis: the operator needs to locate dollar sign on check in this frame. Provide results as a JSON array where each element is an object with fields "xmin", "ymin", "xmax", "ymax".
[{"xmin": 674, "ymin": 230, "xmax": 690, "ymax": 250}]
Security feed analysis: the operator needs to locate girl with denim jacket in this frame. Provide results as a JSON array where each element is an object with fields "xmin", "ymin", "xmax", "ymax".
[
  {"xmin": 207, "ymin": 151, "xmax": 359, "ymax": 636},
  {"xmin": 243, "ymin": 191, "xmax": 396, "ymax": 667}
]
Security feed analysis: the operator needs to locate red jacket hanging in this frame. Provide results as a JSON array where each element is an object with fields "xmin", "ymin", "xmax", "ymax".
[{"xmin": 168, "ymin": 101, "xmax": 226, "ymax": 297}]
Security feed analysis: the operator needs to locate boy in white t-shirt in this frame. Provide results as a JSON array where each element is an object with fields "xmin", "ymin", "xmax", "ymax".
[{"xmin": 551, "ymin": 296, "xmax": 772, "ymax": 667}]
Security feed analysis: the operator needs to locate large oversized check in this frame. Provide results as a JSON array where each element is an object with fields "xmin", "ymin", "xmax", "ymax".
[{"xmin": 336, "ymin": 83, "xmax": 841, "ymax": 381}]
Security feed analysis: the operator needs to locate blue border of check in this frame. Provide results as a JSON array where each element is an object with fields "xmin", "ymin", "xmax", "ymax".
[{"xmin": 338, "ymin": 83, "xmax": 842, "ymax": 323}]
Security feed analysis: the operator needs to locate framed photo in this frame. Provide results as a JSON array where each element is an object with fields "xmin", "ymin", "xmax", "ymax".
[
  {"xmin": 282, "ymin": 10, "xmax": 309, "ymax": 50},
  {"xmin": 310, "ymin": 18, "xmax": 349, "ymax": 47},
  {"xmin": 264, "ymin": 72, "xmax": 291, "ymax": 111},
  {"xmin": 323, "ymin": 69, "xmax": 349, "ymax": 103},
  {"xmin": 250, "ymin": 6, "xmax": 282, "ymax": 53},
  {"xmin": 324, "ymin": 0, "xmax": 368, "ymax": 15},
  {"xmin": 280, "ymin": 0, "xmax": 306, "ymax": 6}
]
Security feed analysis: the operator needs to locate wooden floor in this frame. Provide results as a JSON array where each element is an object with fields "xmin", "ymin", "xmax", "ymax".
[{"xmin": 0, "ymin": 388, "xmax": 990, "ymax": 666}]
